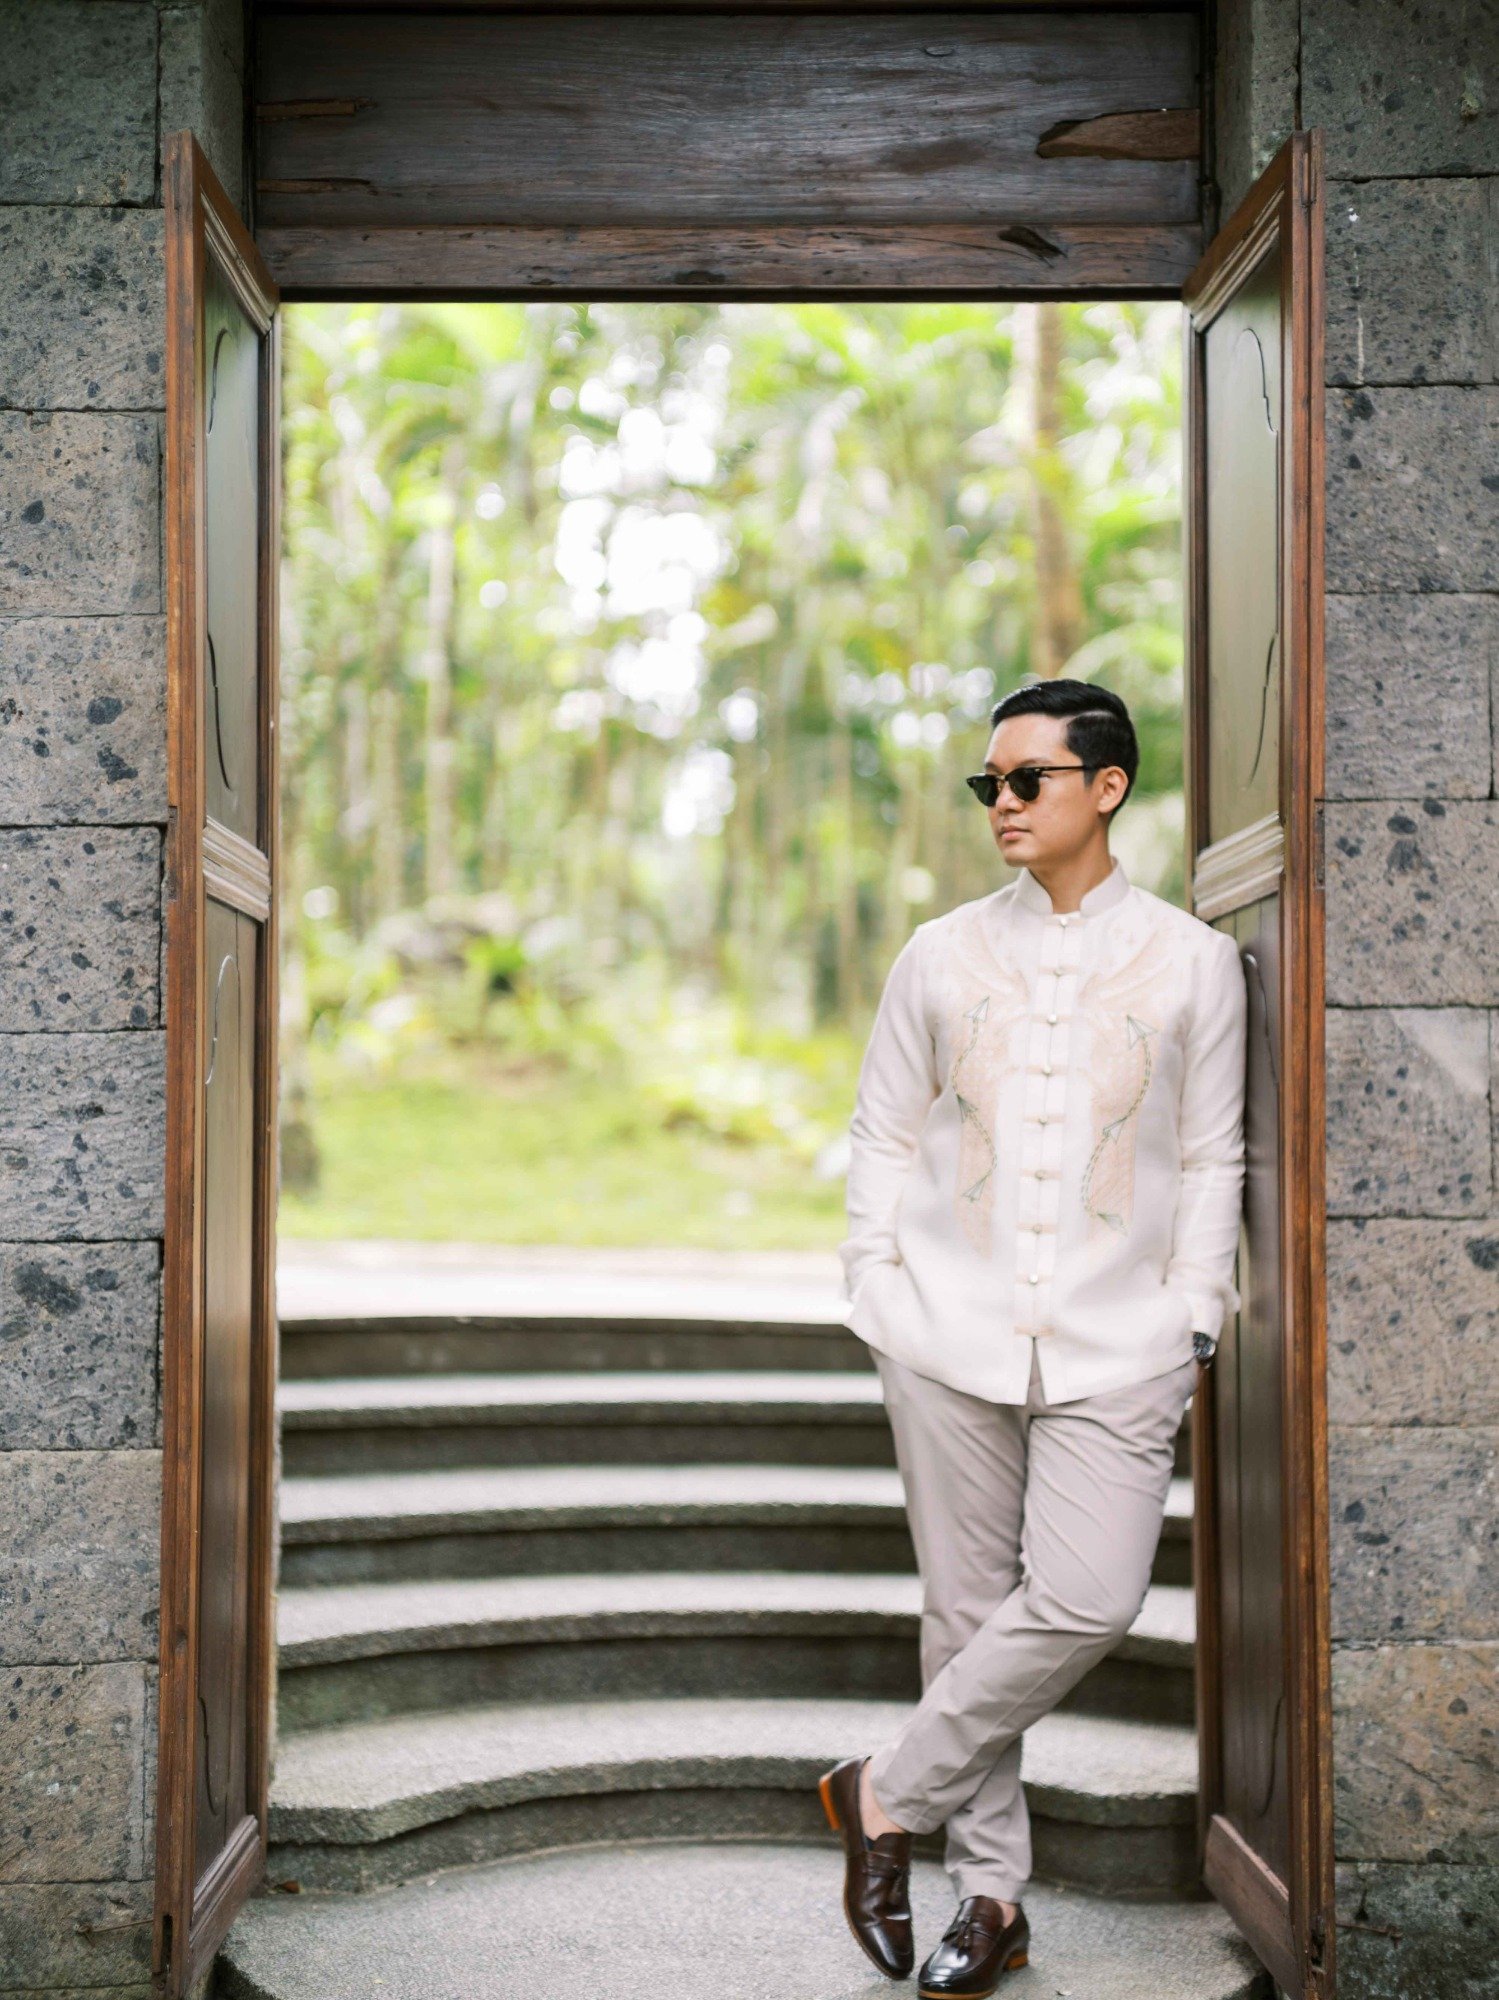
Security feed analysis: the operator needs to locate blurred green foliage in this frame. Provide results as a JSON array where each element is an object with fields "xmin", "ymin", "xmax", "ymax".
[{"xmin": 279, "ymin": 301, "xmax": 1183, "ymax": 1243}]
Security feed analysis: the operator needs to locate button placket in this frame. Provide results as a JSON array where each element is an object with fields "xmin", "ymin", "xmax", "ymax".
[{"xmin": 1015, "ymin": 911, "xmax": 1082, "ymax": 1332}]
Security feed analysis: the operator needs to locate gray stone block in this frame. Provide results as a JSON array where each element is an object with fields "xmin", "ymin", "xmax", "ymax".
[
  {"xmin": 0, "ymin": 1663, "xmax": 147, "ymax": 1883},
  {"xmin": 0, "ymin": 1881, "xmax": 153, "ymax": 1988},
  {"xmin": 0, "ymin": 208, "xmax": 165, "ymax": 413},
  {"xmin": 1210, "ymin": 0, "xmax": 1298, "ymax": 220},
  {"xmin": 1326, "ymin": 386, "xmax": 1498, "ymax": 594},
  {"xmin": 1325, "ymin": 1007, "xmax": 1490, "ymax": 1216},
  {"xmin": 1330, "ymin": 1427, "xmax": 1498, "ymax": 1641},
  {"xmin": 141, "ymin": 1664, "xmax": 158, "ymax": 1883},
  {"xmin": 1325, "ymin": 592, "xmax": 1495, "ymax": 800},
  {"xmin": 0, "ymin": 1240, "xmax": 160, "ymax": 1451},
  {"xmin": 1335, "ymin": 1861, "xmax": 1499, "ymax": 1998},
  {"xmin": 0, "ymin": 827, "xmax": 160, "ymax": 1031},
  {"xmin": 159, "ymin": 3, "xmax": 247, "ymax": 217},
  {"xmin": 1326, "ymin": 802, "xmax": 1499, "ymax": 1005},
  {"xmin": 1333, "ymin": 1641, "xmax": 1499, "ymax": 1863},
  {"xmin": 1328, "ymin": 1219, "xmax": 1499, "ymax": 1428},
  {"xmin": 1326, "ymin": 180, "xmax": 1499, "ymax": 388},
  {"xmin": 0, "ymin": 616, "xmax": 167, "ymax": 824},
  {"xmin": 0, "ymin": 1031, "xmax": 165, "ymax": 1238},
  {"xmin": 1304, "ymin": 1, "xmax": 1499, "ymax": 178},
  {"xmin": 0, "ymin": 1449, "xmax": 160, "ymax": 1664},
  {"xmin": 0, "ymin": 2, "xmax": 156, "ymax": 205},
  {"xmin": 0, "ymin": 414, "xmax": 159, "ymax": 616}
]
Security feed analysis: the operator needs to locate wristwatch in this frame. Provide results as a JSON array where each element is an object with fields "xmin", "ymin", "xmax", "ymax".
[{"xmin": 1191, "ymin": 1330, "xmax": 1218, "ymax": 1367}]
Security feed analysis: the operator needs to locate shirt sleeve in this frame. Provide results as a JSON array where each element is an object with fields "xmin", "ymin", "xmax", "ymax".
[
  {"xmin": 839, "ymin": 927, "xmax": 940, "ymax": 1305},
  {"xmin": 1165, "ymin": 927, "xmax": 1248, "ymax": 1344}
]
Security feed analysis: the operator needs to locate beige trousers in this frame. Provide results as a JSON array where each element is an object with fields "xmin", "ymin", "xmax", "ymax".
[{"xmin": 866, "ymin": 1341, "xmax": 1197, "ymax": 1903}]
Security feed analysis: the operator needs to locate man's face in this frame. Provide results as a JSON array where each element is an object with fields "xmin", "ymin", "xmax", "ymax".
[{"xmin": 980, "ymin": 713, "xmax": 1126, "ymax": 870}]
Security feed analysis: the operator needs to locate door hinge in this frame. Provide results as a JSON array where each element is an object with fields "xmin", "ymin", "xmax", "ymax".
[{"xmin": 1313, "ymin": 800, "xmax": 1325, "ymax": 890}]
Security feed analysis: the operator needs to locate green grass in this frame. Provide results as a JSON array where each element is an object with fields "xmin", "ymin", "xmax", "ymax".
[{"xmin": 278, "ymin": 1046, "xmax": 850, "ymax": 1250}]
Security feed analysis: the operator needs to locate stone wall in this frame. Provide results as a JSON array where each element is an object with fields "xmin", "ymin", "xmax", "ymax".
[
  {"xmin": 0, "ymin": 5, "xmax": 247, "ymax": 1993},
  {"xmin": 1215, "ymin": 1, "xmax": 1499, "ymax": 1992}
]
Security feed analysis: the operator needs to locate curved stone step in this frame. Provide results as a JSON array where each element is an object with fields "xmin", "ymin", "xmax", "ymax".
[
  {"xmin": 278, "ymin": 1370, "xmax": 896, "ymax": 1474},
  {"xmin": 220, "ymin": 1842, "xmax": 1269, "ymax": 2000},
  {"xmin": 266, "ymin": 1695, "xmax": 1200, "ymax": 1897},
  {"xmin": 277, "ymin": 1573, "xmax": 1196, "ymax": 1731},
  {"xmin": 280, "ymin": 1314, "xmax": 870, "ymax": 1383},
  {"xmin": 278, "ymin": 1462, "xmax": 1192, "ymax": 1587},
  {"xmin": 279, "ymin": 1462, "xmax": 917, "ymax": 1584}
]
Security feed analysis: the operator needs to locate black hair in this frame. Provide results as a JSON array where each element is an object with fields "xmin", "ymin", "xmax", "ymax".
[{"xmin": 988, "ymin": 678, "xmax": 1139, "ymax": 818}]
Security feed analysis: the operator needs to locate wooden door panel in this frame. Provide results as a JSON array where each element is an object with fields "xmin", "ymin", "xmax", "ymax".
[
  {"xmin": 1204, "ymin": 248, "xmax": 1283, "ymax": 849},
  {"xmin": 1223, "ymin": 891, "xmax": 1288, "ymax": 1878},
  {"xmin": 193, "ymin": 899, "xmax": 258, "ymax": 1881},
  {"xmin": 204, "ymin": 256, "xmax": 263, "ymax": 846},
  {"xmin": 156, "ymin": 134, "xmax": 281, "ymax": 1998},
  {"xmin": 1184, "ymin": 130, "xmax": 1330, "ymax": 1998}
]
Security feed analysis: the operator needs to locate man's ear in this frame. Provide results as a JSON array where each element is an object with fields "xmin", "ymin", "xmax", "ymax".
[{"xmin": 1096, "ymin": 766, "xmax": 1129, "ymax": 818}]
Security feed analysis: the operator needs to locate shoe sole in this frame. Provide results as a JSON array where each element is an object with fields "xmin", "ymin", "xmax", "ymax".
[
  {"xmin": 916, "ymin": 1948, "xmax": 1029, "ymax": 1999},
  {"xmin": 819, "ymin": 1768, "xmax": 911, "ymax": 1984}
]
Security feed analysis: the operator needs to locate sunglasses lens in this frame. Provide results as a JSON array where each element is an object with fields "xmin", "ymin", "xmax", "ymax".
[
  {"xmin": 1010, "ymin": 768, "xmax": 1042, "ymax": 803},
  {"xmin": 966, "ymin": 775, "xmax": 998, "ymax": 806}
]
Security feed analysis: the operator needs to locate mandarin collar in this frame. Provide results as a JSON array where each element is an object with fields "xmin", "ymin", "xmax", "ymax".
[{"xmin": 1013, "ymin": 856, "xmax": 1130, "ymax": 918}]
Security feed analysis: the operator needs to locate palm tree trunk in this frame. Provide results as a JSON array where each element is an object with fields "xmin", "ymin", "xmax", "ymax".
[{"xmin": 422, "ymin": 445, "xmax": 462, "ymax": 902}]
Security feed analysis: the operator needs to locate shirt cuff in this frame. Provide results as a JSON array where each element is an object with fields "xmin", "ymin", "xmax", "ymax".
[{"xmin": 1169, "ymin": 1280, "xmax": 1229, "ymax": 1346}]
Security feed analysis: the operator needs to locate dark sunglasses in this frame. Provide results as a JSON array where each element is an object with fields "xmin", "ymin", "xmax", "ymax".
[{"xmin": 965, "ymin": 763, "xmax": 1098, "ymax": 807}]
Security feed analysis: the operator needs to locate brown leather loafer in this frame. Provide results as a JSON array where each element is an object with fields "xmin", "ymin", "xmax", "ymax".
[
  {"xmin": 917, "ymin": 1896, "xmax": 1029, "ymax": 1997},
  {"xmin": 818, "ymin": 1755, "xmax": 915, "ymax": 1980}
]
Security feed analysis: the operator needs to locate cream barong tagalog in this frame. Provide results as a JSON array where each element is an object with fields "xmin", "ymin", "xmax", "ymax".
[{"xmin": 839, "ymin": 855, "xmax": 1249, "ymax": 1405}]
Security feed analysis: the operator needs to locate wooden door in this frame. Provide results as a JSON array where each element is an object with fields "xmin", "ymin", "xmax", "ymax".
[
  {"xmin": 1183, "ymin": 132, "xmax": 1332, "ymax": 1998},
  {"xmin": 154, "ymin": 133, "xmax": 282, "ymax": 1996}
]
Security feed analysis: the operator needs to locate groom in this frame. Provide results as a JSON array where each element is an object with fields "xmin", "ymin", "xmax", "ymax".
[{"xmin": 820, "ymin": 678, "xmax": 1247, "ymax": 1997}]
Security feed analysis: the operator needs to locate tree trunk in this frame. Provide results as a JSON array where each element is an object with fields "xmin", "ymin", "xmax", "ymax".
[
  {"xmin": 1016, "ymin": 303, "xmax": 1084, "ymax": 679},
  {"xmin": 371, "ymin": 685, "xmax": 405, "ymax": 922},
  {"xmin": 421, "ymin": 445, "xmax": 462, "ymax": 902}
]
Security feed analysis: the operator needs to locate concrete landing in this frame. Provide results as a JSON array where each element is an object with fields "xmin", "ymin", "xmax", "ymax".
[
  {"xmin": 277, "ymin": 1239, "xmax": 846, "ymax": 1325},
  {"xmin": 219, "ymin": 1842, "xmax": 1269, "ymax": 2000}
]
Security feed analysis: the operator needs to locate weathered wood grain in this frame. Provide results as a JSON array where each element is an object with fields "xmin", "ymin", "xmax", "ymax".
[
  {"xmin": 255, "ymin": 11, "xmax": 1200, "ymax": 230},
  {"xmin": 258, "ymin": 219, "xmax": 1203, "ymax": 299}
]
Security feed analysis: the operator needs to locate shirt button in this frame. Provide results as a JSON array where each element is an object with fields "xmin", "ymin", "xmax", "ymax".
[
  {"xmin": 1047, "ymin": 1012, "xmax": 1058, "ymax": 1024},
  {"xmin": 1042, "ymin": 1064, "xmax": 1052, "ymax": 1075},
  {"xmin": 1029, "ymin": 1273, "xmax": 1040, "ymax": 1284}
]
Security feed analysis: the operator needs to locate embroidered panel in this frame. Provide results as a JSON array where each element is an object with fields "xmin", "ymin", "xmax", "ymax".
[
  {"xmin": 1075, "ymin": 924, "xmax": 1179, "ymax": 1242},
  {"xmin": 941, "ymin": 910, "xmax": 1030, "ymax": 1257}
]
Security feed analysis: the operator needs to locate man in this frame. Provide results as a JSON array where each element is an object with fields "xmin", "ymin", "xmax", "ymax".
[{"xmin": 819, "ymin": 678, "xmax": 1247, "ymax": 1997}]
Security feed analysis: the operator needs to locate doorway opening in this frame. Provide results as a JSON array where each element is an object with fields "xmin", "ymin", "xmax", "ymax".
[{"xmin": 262, "ymin": 294, "xmax": 1216, "ymax": 1982}]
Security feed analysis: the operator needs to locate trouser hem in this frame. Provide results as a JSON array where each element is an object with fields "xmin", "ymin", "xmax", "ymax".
[
  {"xmin": 866, "ymin": 1744, "xmax": 948, "ymax": 1837},
  {"xmin": 950, "ymin": 1867, "xmax": 1028, "ymax": 1905}
]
